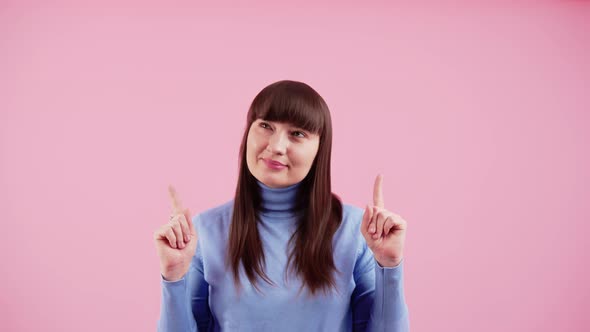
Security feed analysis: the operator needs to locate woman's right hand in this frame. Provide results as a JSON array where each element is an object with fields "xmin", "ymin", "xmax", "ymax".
[{"xmin": 153, "ymin": 185, "xmax": 198, "ymax": 282}]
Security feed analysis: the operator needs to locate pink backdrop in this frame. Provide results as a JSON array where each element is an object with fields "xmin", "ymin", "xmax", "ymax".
[{"xmin": 1, "ymin": 1, "xmax": 589, "ymax": 331}]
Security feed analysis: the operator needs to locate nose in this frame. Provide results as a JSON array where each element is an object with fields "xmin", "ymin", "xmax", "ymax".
[{"xmin": 266, "ymin": 132, "xmax": 288, "ymax": 155}]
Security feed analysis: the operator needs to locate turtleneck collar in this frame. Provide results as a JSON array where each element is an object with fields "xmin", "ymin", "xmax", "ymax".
[{"xmin": 256, "ymin": 179, "xmax": 304, "ymax": 218}]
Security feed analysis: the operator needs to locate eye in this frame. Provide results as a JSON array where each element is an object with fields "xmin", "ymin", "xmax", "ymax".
[
  {"xmin": 292, "ymin": 131, "xmax": 306, "ymax": 138},
  {"xmin": 259, "ymin": 122, "xmax": 271, "ymax": 129}
]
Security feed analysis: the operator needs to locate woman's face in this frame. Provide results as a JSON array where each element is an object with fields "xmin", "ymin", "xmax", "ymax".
[{"xmin": 246, "ymin": 118, "xmax": 320, "ymax": 188}]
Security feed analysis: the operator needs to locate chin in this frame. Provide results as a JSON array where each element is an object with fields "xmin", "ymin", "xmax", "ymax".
[
  {"xmin": 257, "ymin": 173, "xmax": 291, "ymax": 188},
  {"xmin": 261, "ymin": 177, "xmax": 283, "ymax": 188}
]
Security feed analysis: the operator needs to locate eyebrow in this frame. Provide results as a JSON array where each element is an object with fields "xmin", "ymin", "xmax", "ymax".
[{"xmin": 262, "ymin": 120, "xmax": 307, "ymax": 132}]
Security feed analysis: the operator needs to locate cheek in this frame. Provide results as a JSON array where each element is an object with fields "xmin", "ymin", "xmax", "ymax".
[
  {"xmin": 247, "ymin": 136, "xmax": 265, "ymax": 161},
  {"xmin": 249, "ymin": 138, "xmax": 261, "ymax": 155},
  {"xmin": 245, "ymin": 138, "xmax": 254, "ymax": 161},
  {"xmin": 304, "ymin": 145, "xmax": 320, "ymax": 167},
  {"xmin": 293, "ymin": 146, "xmax": 318, "ymax": 167}
]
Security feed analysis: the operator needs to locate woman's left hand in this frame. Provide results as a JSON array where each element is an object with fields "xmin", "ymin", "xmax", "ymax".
[{"xmin": 361, "ymin": 174, "xmax": 407, "ymax": 268}]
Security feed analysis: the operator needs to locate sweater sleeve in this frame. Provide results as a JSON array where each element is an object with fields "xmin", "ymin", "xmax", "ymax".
[
  {"xmin": 351, "ymin": 239, "xmax": 410, "ymax": 332},
  {"xmin": 157, "ymin": 214, "xmax": 212, "ymax": 332}
]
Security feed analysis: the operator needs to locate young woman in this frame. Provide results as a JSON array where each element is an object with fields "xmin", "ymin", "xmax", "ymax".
[{"xmin": 154, "ymin": 80, "xmax": 409, "ymax": 331}]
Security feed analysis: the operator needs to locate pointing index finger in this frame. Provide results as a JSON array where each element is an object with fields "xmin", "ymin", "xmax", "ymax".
[
  {"xmin": 168, "ymin": 184, "xmax": 183, "ymax": 213},
  {"xmin": 373, "ymin": 174, "xmax": 384, "ymax": 208}
]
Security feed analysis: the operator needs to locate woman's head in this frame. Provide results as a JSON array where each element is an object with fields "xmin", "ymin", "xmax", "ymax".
[
  {"xmin": 230, "ymin": 80, "xmax": 343, "ymax": 296},
  {"xmin": 242, "ymin": 80, "xmax": 333, "ymax": 188}
]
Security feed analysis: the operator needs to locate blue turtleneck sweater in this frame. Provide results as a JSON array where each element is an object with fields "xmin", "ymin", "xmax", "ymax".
[{"xmin": 157, "ymin": 180, "xmax": 409, "ymax": 331}]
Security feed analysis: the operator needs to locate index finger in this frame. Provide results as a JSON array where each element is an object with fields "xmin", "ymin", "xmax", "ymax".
[
  {"xmin": 168, "ymin": 184, "xmax": 183, "ymax": 213},
  {"xmin": 373, "ymin": 174, "xmax": 384, "ymax": 208}
]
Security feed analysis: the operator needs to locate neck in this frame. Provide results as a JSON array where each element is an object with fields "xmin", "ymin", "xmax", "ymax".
[{"xmin": 256, "ymin": 179, "xmax": 304, "ymax": 218}]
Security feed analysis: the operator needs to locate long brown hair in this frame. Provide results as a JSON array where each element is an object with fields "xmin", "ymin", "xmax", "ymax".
[{"xmin": 228, "ymin": 80, "xmax": 343, "ymax": 296}]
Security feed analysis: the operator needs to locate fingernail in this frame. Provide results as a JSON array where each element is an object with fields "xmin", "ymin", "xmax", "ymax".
[
  {"xmin": 185, "ymin": 235, "xmax": 190, "ymax": 242},
  {"xmin": 369, "ymin": 226, "xmax": 375, "ymax": 233}
]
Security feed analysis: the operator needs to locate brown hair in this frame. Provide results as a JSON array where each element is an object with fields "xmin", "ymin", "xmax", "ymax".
[{"xmin": 228, "ymin": 80, "xmax": 343, "ymax": 296}]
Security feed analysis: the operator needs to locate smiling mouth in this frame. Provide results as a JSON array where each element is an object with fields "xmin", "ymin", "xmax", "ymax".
[{"xmin": 262, "ymin": 158, "xmax": 288, "ymax": 169}]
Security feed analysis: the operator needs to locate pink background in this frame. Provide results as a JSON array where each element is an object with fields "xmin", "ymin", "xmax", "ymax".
[{"xmin": 1, "ymin": 1, "xmax": 589, "ymax": 331}]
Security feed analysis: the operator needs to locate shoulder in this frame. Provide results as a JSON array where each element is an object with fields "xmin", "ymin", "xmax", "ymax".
[
  {"xmin": 334, "ymin": 202, "xmax": 365, "ymax": 238},
  {"xmin": 341, "ymin": 203, "xmax": 364, "ymax": 226},
  {"xmin": 191, "ymin": 200, "xmax": 234, "ymax": 263},
  {"xmin": 333, "ymin": 203, "xmax": 367, "ymax": 262},
  {"xmin": 192, "ymin": 199, "xmax": 234, "ymax": 232}
]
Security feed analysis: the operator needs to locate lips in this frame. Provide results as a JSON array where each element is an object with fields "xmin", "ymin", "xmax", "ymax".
[
  {"xmin": 262, "ymin": 158, "xmax": 287, "ymax": 170},
  {"xmin": 267, "ymin": 159, "xmax": 285, "ymax": 166}
]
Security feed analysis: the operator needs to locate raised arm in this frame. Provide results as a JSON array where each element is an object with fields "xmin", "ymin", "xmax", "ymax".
[
  {"xmin": 352, "ymin": 174, "xmax": 410, "ymax": 331},
  {"xmin": 155, "ymin": 186, "xmax": 211, "ymax": 331},
  {"xmin": 157, "ymin": 221, "xmax": 211, "ymax": 332}
]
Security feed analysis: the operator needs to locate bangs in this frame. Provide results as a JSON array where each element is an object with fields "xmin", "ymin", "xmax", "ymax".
[{"xmin": 248, "ymin": 81, "xmax": 327, "ymax": 135}]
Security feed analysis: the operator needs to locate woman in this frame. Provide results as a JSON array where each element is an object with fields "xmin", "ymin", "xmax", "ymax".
[{"xmin": 154, "ymin": 80, "xmax": 409, "ymax": 331}]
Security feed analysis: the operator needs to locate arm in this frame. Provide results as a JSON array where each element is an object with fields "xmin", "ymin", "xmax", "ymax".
[
  {"xmin": 351, "ymin": 240, "xmax": 410, "ymax": 332},
  {"xmin": 157, "ymin": 215, "xmax": 212, "ymax": 332}
]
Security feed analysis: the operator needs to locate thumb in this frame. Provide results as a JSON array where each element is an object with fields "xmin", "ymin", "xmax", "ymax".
[
  {"xmin": 183, "ymin": 208, "xmax": 197, "ymax": 237},
  {"xmin": 360, "ymin": 204, "xmax": 373, "ymax": 238}
]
